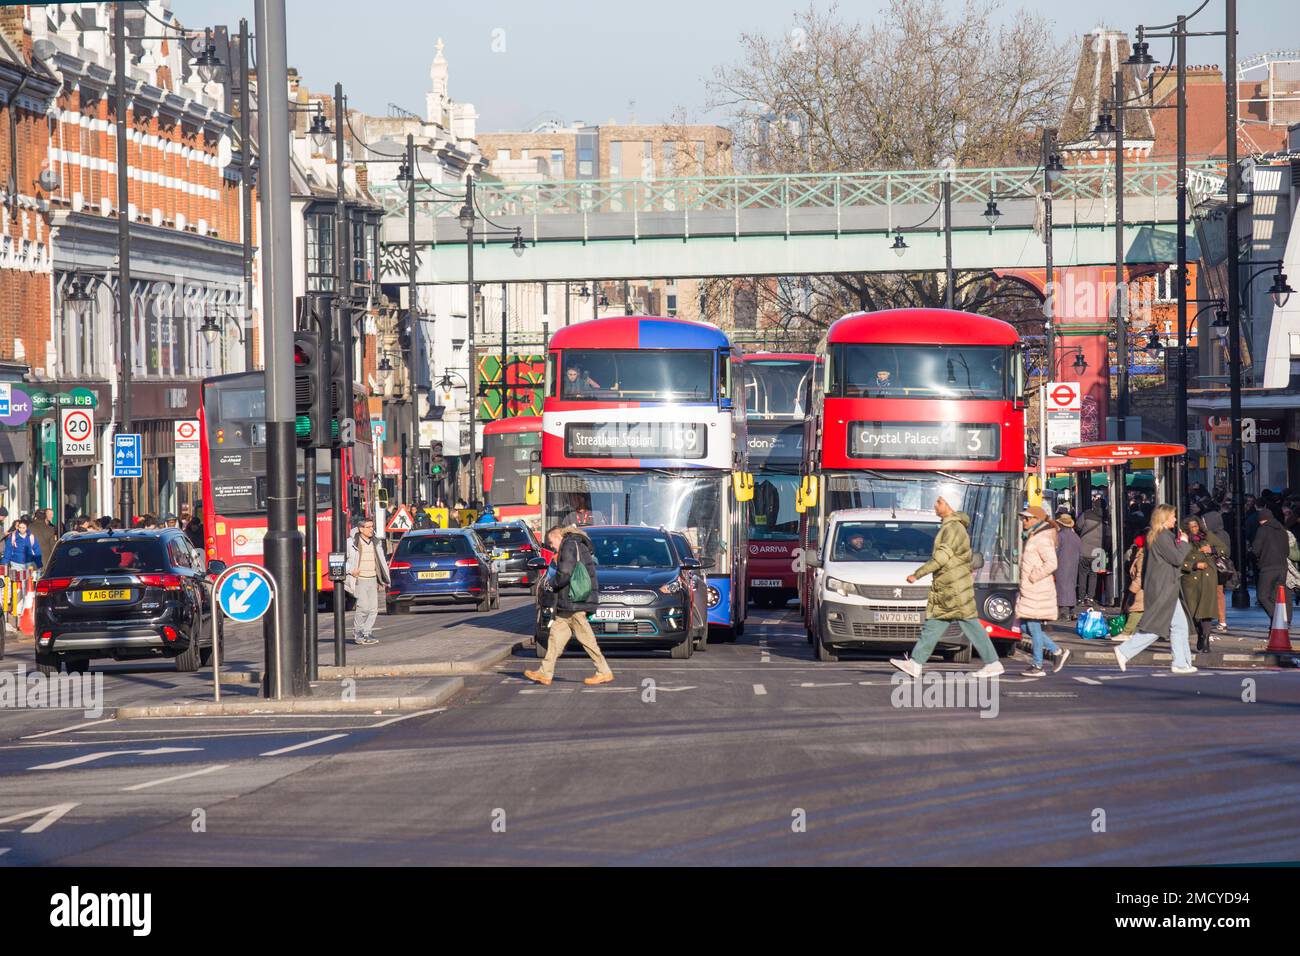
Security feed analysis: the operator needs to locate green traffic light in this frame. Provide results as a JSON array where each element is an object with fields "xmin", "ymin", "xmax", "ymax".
[{"xmin": 295, "ymin": 415, "xmax": 312, "ymax": 437}]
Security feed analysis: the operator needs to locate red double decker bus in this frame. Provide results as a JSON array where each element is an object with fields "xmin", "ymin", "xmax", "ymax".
[
  {"xmin": 800, "ymin": 309, "xmax": 1025, "ymax": 660},
  {"xmin": 739, "ymin": 353, "xmax": 815, "ymax": 608},
  {"xmin": 199, "ymin": 371, "xmax": 373, "ymax": 599},
  {"xmin": 481, "ymin": 416, "xmax": 542, "ymax": 531}
]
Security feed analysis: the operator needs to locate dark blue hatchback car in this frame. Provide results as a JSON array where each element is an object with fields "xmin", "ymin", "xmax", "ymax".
[{"xmin": 385, "ymin": 529, "xmax": 501, "ymax": 614}]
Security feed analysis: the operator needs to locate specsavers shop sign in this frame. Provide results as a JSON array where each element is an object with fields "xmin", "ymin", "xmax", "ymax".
[
  {"xmin": 565, "ymin": 421, "xmax": 707, "ymax": 459},
  {"xmin": 848, "ymin": 421, "xmax": 999, "ymax": 461}
]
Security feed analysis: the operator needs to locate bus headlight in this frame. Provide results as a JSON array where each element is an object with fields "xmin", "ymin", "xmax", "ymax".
[
  {"xmin": 983, "ymin": 593, "xmax": 1014, "ymax": 623},
  {"xmin": 706, "ymin": 586, "xmax": 721, "ymax": 608}
]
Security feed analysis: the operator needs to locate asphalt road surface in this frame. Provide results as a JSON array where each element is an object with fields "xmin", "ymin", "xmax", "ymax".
[{"xmin": 2, "ymin": 599, "xmax": 1299, "ymax": 865}]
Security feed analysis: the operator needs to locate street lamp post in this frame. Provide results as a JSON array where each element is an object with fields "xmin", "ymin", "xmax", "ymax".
[
  {"xmin": 113, "ymin": 2, "xmax": 133, "ymax": 524},
  {"xmin": 238, "ymin": 18, "xmax": 255, "ymax": 371},
  {"xmin": 461, "ymin": 177, "xmax": 478, "ymax": 506},
  {"xmin": 941, "ymin": 160, "xmax": 954, "ymax": 309},
  {"xmin": 407, "ymin": 134, "xmax": 421, "ymax": 508}
]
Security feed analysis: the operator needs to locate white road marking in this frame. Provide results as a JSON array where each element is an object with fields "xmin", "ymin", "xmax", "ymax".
[
  {"xmin": 655, "ymin": 685, "xmax": 697, "ymax": 692},
  {"xmin": 28, "ymin": 747, "xmax": 202, "ymax": 771},
  {"xmin": 581, "ymin": 687, "xmax": 636, "ymax": 693},
  {"xmin": 369, "ymin": 708, "xmax": 445, "ymax": 728},
  {"xmin": 752, "ymin": 684, "xmax": 767, "ymax": 695},
  {"xmin": 519, "ymin": 688, "xmax": 575, "ymax": 694},
  {"xmin": 259, "ymin": 734, "xmax": 348, "ymax": 757},
  {"xmin": 21, "ymin": 719, "xmax": 116, "ymax": 740},
  {"xmin": 799, "ymin": 681, "xmax": 853, "ymax": 688},
  {"xmin": 0, "ymin": 802, "xmax": 79, "ymax": 834},
  {"xmin": 122, "ymin": 764, "xmax": 229, "ymax": 792},
  {"xmin": 1073, "ymin": 676, "xmax": 1104, "ymax": 685}
]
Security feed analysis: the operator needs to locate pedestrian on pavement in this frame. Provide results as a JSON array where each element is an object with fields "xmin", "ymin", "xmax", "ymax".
[
  {"xmin": 1252, "ymin": 508, "xmax": 1291, "ymax": 626},
  {"xmin": 1181, "ymin": 517, "xmax": 1224, "ymax": 654},
  {"xmin": 1016, "ymin": 505, "xmax": 1069, "ymax": 677},
  {"xmin": 3, "ymin": 516, "xmax": 43, "ymax": 571},
  {"xmin": 1076, "ymin": 496, "xmax": 1107, "ymax": 606},
  {"xmin": 184, "ymin": 507, "xmax": 204, "ymax": 550},
  {"xmin": 525, "ymin": 525, "xmax": 614, "ymax": 686},
  {"xmin": 29, "ymin": 508, "xmax": 57, "ymax": 569},
  {"xmin": 345, "ymin": 516, "xmax": 390, "ymax": 646},
  {"xmin": 1113, "ymin": 504, "xmax": 1197, "ymax": 675},
  {"xmin": 1054, "ymin": 513, "xmax": 1081, "ymax": 621},
  {"xmin": 1119, "ymin": 533, "xmax": 1146, "ymax": 638},
  {"xmin": 890, "ymin": 496, "xmax": 1004, "ymax": 679},
  {"xmin": 1196, "ymin": 499, "xmax": 1231, "ymax": 631}
]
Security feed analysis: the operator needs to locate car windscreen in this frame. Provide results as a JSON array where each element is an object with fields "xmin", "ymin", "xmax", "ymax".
[
  {"xmin": 830, "ymin": 521, "xmax": 938, "ymax": 563},
  {"xmin": 47, "ymin": 538, "xmax": 169, "ymax": 575},
  {"xmin": 395, "ymin": 535, "xmax": 471, "ymax": 557},
  {"xmin": 476, "ymin": 527, "xmax": 530, "ymax": 547},
  {"xmin": 587, "ymin": 532, "xmax": 676, "ymax": 569}
]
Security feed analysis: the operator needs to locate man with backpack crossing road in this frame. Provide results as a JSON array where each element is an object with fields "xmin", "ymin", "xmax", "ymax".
[{"xmin": 525, "ymin": 526, "xmax": 615, "ymax": 686}]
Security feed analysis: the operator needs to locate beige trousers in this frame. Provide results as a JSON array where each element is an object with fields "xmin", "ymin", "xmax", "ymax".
[{"xmin": 540, "ymin": 611, "xmax": 612, "ymax": 678}]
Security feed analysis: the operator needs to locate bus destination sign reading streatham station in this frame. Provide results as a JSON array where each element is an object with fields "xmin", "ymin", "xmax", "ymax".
[{"xmin": 565, "ymin": 421, "xmax": 708, "ymax": 459}]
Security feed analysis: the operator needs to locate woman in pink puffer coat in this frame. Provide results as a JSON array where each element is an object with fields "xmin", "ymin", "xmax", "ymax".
[{"xmin": 1016, "ymin": 505, "xmax": 1070, "ymax": 676}]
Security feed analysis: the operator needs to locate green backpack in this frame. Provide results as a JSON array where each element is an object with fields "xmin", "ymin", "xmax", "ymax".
[{"xmin": 568, "ymin": 559, "xmax": 593, "ymax": 603}]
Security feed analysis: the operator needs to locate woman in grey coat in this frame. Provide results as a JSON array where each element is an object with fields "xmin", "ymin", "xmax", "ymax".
[
  {"xmin": 1054, "ymin": 514, "xmax": 1081, "ymax": 621},
  {"xmin": 1113, "ymin": 503, "xmax": 1197, "ymax": 674}
]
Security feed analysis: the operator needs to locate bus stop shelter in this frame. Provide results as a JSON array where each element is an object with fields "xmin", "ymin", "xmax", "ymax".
[{"xmin": 1053, "ymin": 442, "xmax": 1188, "ymax": 605}]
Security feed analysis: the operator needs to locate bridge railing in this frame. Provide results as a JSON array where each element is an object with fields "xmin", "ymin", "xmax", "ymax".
[{"xmin": 371, "ymin": 160, "xmax": 1224, "ymax": 224}]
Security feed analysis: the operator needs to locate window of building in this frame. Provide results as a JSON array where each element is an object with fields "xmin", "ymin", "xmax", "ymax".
[
  {"xmin": 306, "ymin": 211, "xmax": 336, "ymax": 293},
  {"xmin": 496, "ymin": 148, "xmax": 511, "ymax": 161},
  {"xmin": 1154, "ymin": 264, "xmax": 1178, "ymax": 303},
  {"xmin": 352, "ymin": 218, "xmax": 375, "ymax": 286},
  {"xmin": 609, "ymin": 141, "xmax": 622, "ymax": 178},
  {"xmin": 550, "ymin": 148, "xmax": 565, "ymax": 177},
  {"xmin": 694, "ymin": 141, "xmax": 705, "ymax": 172},
  {"xmin": 640, "ymin": 141, "xmax": 653, "ymax": 180}
]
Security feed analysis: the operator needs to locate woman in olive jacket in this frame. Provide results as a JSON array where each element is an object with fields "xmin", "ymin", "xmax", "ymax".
[
  {"xmin": 1113, "ymin": 504, "xmax": 1197, "ymax": 674},
  {"xmin": 1180, "ymin": 516, "xmax": 1226, "ymax": 654}
]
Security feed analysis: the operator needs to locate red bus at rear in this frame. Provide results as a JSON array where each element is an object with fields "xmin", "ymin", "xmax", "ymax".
[{"xmin": 481, "ymin": 416, "xmax": 541, "ymax": 532}]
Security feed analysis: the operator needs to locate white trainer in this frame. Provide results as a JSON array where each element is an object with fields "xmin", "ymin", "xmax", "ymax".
[
  {"xmin": 1171, "ymin": 665, "xmax": 1199, "ymax": 675},
  {"xmin": 1114, "ymin": 647, "xmax": 1127, "ymax": 672},
  {"xmin": 889, "ymin": 657, "xmax": 922, "ymax": 679},
  {"xmin": 974, "ymin": 660, "xmax": 1004, "ymax": 678}
]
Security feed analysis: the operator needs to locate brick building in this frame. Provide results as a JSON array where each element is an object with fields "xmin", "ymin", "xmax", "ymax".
[
  {"xmin": 23, "ymin": 2, "xmax": 250, "ymax": 520},
  {"xmin": 0, "ymin": 11, "xmax": 59, "ymax": 513}
]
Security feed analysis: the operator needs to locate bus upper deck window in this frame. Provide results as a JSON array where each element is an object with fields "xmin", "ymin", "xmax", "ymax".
[{"xmin": 546, "ymin": 353, "xmax": 557, "ymax": 397}]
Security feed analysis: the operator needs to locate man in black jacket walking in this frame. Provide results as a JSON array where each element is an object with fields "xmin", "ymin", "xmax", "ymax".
[
  {"xmin": 525, "ymin": 526, "xmax": 614, "ymax": 686},
  {"xmin": 1252, "ymin": 509, "xmax": 1292, "ymax": 625}
]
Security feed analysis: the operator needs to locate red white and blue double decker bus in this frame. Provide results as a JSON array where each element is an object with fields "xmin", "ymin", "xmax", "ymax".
[
  {"xmin": 800, "ymin": 309, "xmax": 1025, "ymax": 657},
  {"xmin": 740, "ymin": 353, "xmax": 815, "ymax": 608},
  {"xmin": 542, "ymin": 316, "xmax": 749, "ymax": 638}
]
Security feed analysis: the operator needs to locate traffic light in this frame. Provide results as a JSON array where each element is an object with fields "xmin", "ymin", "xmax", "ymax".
[
  {"xmin": 293, "ymin": 330, "xmax": 330, "ymax": 448},
  {"xmin": 429, "ymin": 440, "xmax": 446, "ymax": 478},
  {"xmin": 327, "ymin": 340, "xmax": 348, "ymax": 446}
]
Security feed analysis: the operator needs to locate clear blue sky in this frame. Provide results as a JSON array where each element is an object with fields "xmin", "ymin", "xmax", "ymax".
[{"xmin": 175, "ymin": 0, "xmax": 1295, "ymax": 131}]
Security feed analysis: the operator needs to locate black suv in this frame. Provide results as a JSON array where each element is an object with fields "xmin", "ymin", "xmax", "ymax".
[
  {"xmin": 34, "ymin": 529, "xmax": 220, "ymax": 675},
  {"xmin": 535, "ymin": 526, "xmax": 708, "ymax": 659},
  {"xmin": 472, "ymin": 521, "xmax": 544, "ymax": 591}
]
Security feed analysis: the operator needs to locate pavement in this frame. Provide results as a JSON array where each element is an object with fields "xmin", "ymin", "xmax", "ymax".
[{"xmin": 2, "ymin": 600, "xmax": 1299, "ymax": 865}]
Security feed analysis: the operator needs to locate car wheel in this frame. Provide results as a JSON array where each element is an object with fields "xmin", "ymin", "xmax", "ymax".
[
  {"xmin": 994, "ymin": 639, "xmax": 1017, "ymax": 659},
  {"xmin": 35, "ymin": 652, "xmax": 58, "ymax": 676},
  {"xmin": 694, "ymin": 623, "xmax": 709, "ymax": 652},
  {"xmin": 0, "ymin": 612, "xmax": 6, "ymax": 660},
  {"xmin": 491, "ymin": 587, "xmax": 501, "ymax": 610},
  {"xmin": 814, "ymin": 628, "xmax": 839, "ymax": 662},
  {"xmin": 174, "ymin": 627, "xmax": 202, "ymax": 672},
  {"xmin": 66, "ymin": 658, "xmax": 90, "ymax": 675},
  {"xmin": 670, "ymin": 634, "xmax": 694, "ymax": 659},
  {"xmin": 477, "ymin": 593, "xmax": 492, "ymax": 612},
  {"xmin": 534, "ymin": 639, "xmax": 548, "ymax": 659}
]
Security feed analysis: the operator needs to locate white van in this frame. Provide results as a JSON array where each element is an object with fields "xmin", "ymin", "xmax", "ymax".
[{"xmin": 806, "ymin": 508, "xmax": 979, "ymax": 663}]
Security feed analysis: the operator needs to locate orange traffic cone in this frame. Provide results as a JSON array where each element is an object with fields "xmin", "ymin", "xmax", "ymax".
[
  {"xmin": 1265, "ymin": 585, "xmax": 1293, "ymax": 654},
  {"xmin": 18, "ymin": 588, "xmax": 34, "ymax": 637}
]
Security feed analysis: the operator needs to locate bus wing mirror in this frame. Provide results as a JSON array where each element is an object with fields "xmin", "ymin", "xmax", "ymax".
[
  {"xmin": 803, "ymin": 551, "xmax": 821, "ymax": 569},
  {"xmin": 796, "ymin": 475, "xmax": 818, "ymax": 511},
  {"xmin": 733, "ymin": 472, "xmax": 754, "ymax": 503},
  {"xmin": 525, "ymin": 475, "xmax": 541, "ymax": 507},
  {"xmin": 1012, "ymin": 348, "xmax": 1027, "ymax": 410},
  {"xmin": 206, "ymin": 559, "xmax": 228, "ymax": 580}
]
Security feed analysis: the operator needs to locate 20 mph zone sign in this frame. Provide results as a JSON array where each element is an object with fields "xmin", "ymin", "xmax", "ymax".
[{"xmin": 61, "ymin": 406, "xmax": 95, "ymax": 457}]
